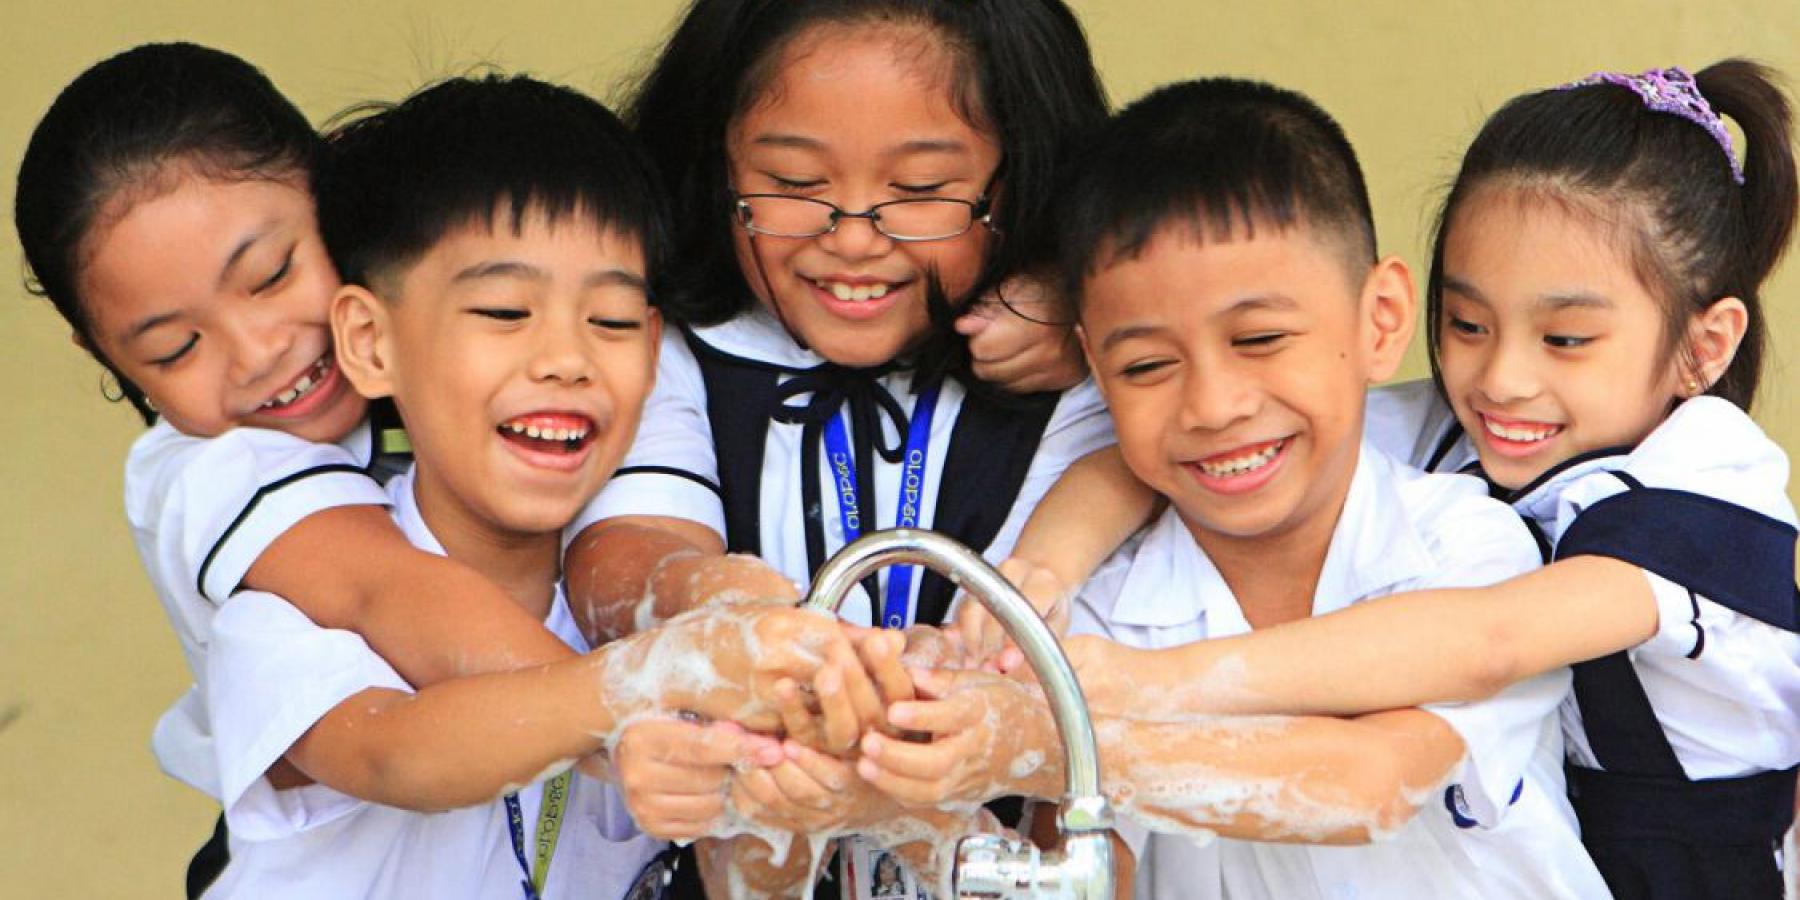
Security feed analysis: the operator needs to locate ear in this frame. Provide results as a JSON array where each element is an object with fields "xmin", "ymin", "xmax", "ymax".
[
  {"xmin": 1359, "ymin": 255, "xmax": 1417, "ymax": 384},
  {"xmin": 1681, "ymin": 296, "xmax": 1748, "ymax": 396},
  {"xmin": 331, "ymin": 285, "xmax": 396, "ymax": 399},
  {"xmin": 1074, "ymin": 323, "xmax": 1107, "ymax": 400}
]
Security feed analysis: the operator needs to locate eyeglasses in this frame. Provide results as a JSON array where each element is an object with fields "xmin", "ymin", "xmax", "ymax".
[{"xmin": 731, "ymin": 192, "xmax": 993, "ymax": 242}]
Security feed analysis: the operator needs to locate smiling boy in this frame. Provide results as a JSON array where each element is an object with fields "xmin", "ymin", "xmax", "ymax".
[{"xmin": 196, "ymin": 75, "xmax": 851, "ymax": 899}]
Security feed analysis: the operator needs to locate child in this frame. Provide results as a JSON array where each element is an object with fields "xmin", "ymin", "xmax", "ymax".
[
  {"xmin": 195, "ymin": 72, "xmax": 869, "ymax": 898},
  {"xmin": 1013, "ymin": 61, "xmax": 1800, "ymax": 900},
  {"xmin": 859, "ymin": 78, "xmax": 1611, "ymax": 899},
  {"xmin": 14, "ymin": 45, "xmax": 828, "ymax": 894},
  {"xmin": 575, "ymin": 1, "xmax": 1115, "ymax": 895}
]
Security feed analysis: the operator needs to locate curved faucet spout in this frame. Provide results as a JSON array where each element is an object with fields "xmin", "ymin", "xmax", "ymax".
[{"xmin": 802, "ymin": 528, "xmax": 1114, "ymax": 899}]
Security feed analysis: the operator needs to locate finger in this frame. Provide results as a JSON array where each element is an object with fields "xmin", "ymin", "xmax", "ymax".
[
  {"xmin": 767, "ymin": 759, "xmax": 836, "ymax": 811},
  {"xmin": 861, "ymin": 630, "xmax": 915, "ymax": 707},
  {"xmin": 775, "ymin": 678, "xmax": 826, "ymax": 752},
  {"xmin": 784, "ymin": 740, "xmax": 855, "ymax": 792},
  {"xmin": 829, "ymin": 642, "xmax": 890, "ymax": 737},
  {"xmin": 886, "ymin": 693, "xmax": 982, "ymax": 736},
  {"xmin": 639, "ymin": 792, "xmax": 730, "ymax": 827},
  {"xmin": 905, "ymin": 666, "xmax": 966, "ymax": 703},
  {"xmin": 861, "ymin": 730, "xmax": 967, "ymax": 782},
  {"xmin": 855, "ymin": 753, "xmax": 956, "ymax": 808},
  {"xmin": 623, "ymin": 757, "xmax": 734, "ymax": 797},
  {"xmin": 813, "ymin": 663, "xmax": 864, "ymax": 754}
]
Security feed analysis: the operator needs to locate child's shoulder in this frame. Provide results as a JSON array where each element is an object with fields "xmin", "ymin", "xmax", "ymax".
[
  {"xmin": 1365, "ymin": 378, "xmax": 1467, "ymax": 472},
  {"xmin": 1361, "ymin": 446, "xmax": 1543, "ymax": 589}
]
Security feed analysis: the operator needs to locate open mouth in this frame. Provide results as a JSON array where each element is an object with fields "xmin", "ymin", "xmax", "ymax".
[
  {"xmin": 1479, "ymin": 414, "xmax": 1563, "ymax": 457},
  {"xmin": 809, "ymin": 278, "xmax": 899, "ymax": 303},
  {"xmin": 1185, "ymin": 438, "xmax": 1290, "ymax": 495},
  {"xmin": 258, "ymin": 353, "xmax": 336, "ymax": 412},
  {"xmin": 496, "ymin": 412, "xmax": 597, "ymax": 458}
]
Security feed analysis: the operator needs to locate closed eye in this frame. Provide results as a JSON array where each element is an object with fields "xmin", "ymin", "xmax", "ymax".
[
  {"xmin": 254, "ymin": 250, "xmax": 294, "ymax": 293},
  {"xmin": 1544, "ymin": 334, "xmax": 1594, "ymax": 349},
  {"xmin": 1447, "ymin": 316, "xmax": 1486, "ymax": 336},
  {"xmin": 470, "ymin": 308, "xmax": 528, "ymax": 321},
  {"xmin": 765, "ymin": 172, "xmax": 825, "ymax": 192},
  {"xmin": 892, "ymin": 180, "xmax": 952, "ymax": 196},
  {"xmin": 150, "ymin": 333, "xmax": 199, "ymax": 367},
  {"xmin": 589, "ymin": 317, "xmax": 642, "ymax": 331},
  {"xmin": 1232, "ymin": 332, "xmax": 1289, "ymax": 349},
  {"xmin": 1119, "ymin": 359, "xmax": 1173, "ymax": 378}
]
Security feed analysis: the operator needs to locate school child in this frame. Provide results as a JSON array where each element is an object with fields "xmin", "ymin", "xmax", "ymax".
[
  {"xmin": 1004, "ymin": 61, "xmax": 1800, "ymax": 900},
  {"xmin": 195, "ymin": 72, "xmax": 875, "ymax": 898},
  {"xmin": 857, "ymin": 77, "xmax": 1611, "ymax": 900},
  {"xmin": 565, "ymin": 1, "xmax": 1114, "ymax": 895}
]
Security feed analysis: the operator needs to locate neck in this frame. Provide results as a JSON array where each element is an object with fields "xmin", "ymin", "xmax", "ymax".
[
  {"xmin": 411, "ymin": 467, "xmax": 560, "ymax": 621},
  {"xmin": 1184, "ymin": 450, "xmax": 1359, "ymax": 630}
]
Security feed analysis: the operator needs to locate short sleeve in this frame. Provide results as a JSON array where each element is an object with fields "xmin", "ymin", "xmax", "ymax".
[
  {"xmin": 206, "ymin": 591, "xmax": 409, "ymax": 840},
  {"xmin": 126, "ymin": 423, "xmax": 388, "ymax": 608},
  {"xmin": 983, "ymin": 378, "xmax": 1117, "ymax": 564},
  {"xmin": 570, "ymin": 328, "xmax": 725, "ymax": 540}
]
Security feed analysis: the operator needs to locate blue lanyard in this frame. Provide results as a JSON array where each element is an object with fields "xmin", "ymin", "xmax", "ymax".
[
  {"xmin": 503, "ymin": 770, "xmax": 571, "ymax": 900},
  {"xmin": 821, "ymin": 385, "xmax": 940, "ymax": 628}
]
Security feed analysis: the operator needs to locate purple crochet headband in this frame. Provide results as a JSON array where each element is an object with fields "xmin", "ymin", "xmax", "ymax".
[{"xmin": 1558, "ymin": 66, "xmax": 1744, "ymax": 185}]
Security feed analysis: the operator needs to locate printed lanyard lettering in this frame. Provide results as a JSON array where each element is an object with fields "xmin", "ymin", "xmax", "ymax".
[
  {"xmin": 822, "ymin": 385, "xmax": 940, "ymax": 628},
  {"xmin": 504, "ymin": 770, "xmax": 572, "ymax": 900}
]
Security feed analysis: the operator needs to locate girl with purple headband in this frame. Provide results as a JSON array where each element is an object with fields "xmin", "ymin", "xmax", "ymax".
[{"xmin": 957, "ymin": 58, "xmax": 1799, "ymax": 899}]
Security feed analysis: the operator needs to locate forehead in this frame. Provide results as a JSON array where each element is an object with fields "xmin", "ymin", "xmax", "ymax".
[
  {"xmin": 730, "ymin": 21, "xmax": 994, "ymax": 161},
  {"xmin": 399, "ymin": 210, "xmax": 646, "ymax": 291},
  {"xmin": 80, "ymin": 175, "xmax": 312, "ymax": 322},
  {"xmin": 1445, "ymin": 186, "xmax": 1649, "ymax": 301},
  {"xmin": 1084, "ymin": 223, "xmax": 1357, "ymax": 326}
]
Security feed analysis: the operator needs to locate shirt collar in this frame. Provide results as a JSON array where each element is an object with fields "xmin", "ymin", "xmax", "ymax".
[
  {"xmin": 385, "ymin": 465, "xmax": 448, "ymax": 558},
  {"xmin": 1107, "ymin": 444, "xmax": 1438, "ymax": 634}
]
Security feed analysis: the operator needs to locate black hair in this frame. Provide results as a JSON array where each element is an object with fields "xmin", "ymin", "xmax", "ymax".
[
  {"xmin": 15, "ymin": 42, "xmax": 320, "ymax": 424},
  {"xmin": 316, "ymin": 74, "xmax": 668, "ymax": 296},
  {"xmin": 624, "ymin": 0, "xmax": 1107, "ymax": 379},
  {"xmin": 1426, "ymin": 59, "xmax": 1797, "ymax": 410},
  {"xmin": 1058, "ymin": 77, "xmax": 1377, "ymax": 315}
]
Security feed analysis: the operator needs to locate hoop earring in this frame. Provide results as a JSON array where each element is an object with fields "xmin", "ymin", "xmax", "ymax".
[{"xmin": 99, "ymin": 369, "xmax": 125, "ymax": 403}]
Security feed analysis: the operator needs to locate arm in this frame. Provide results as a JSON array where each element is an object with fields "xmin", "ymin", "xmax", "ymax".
[
  {"xmin": 861, "ymin": 669, "xmax": 1465, "ymax": 845},
  {"xmin": 956, "ymin": 445, "xmax": 1160, "ymax": 656},
  {"xmin": 1071, "ymin": 555, "xmax": 1658, "ymax": 719},
  {"xmin": 244, "ymin": 505, "xmax": 574, "ymax": 685},
  {"xmin": 562, "ymin": 516, "xmax": 798, "ymax": 645}
]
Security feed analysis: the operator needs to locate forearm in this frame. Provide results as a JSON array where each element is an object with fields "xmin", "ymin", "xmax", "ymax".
[
  {"xmin": 287, "ymin": 652, "xmax": 619, "ymax": 810},
  {"xmin": 1011, "ymin": 446, "xmax": 1160, "ymax": 589},
  {"xmin": 1096, "ymin": 555, "xmax": 1656, "ymax": 719},
  {"xmin": 245, "ymin": 505, "xmax": 573, "ymax": 687},
  {"xmin": 1091, "ymin": 710, "xmax": 1461, "ymax": 845},
  {"xmin": 565, "ymin": 517, "xmax": 797, "ymax": 645}
]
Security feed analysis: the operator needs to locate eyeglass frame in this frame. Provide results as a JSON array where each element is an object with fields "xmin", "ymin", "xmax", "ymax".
[{"xmin": 730, "ymin": 191, "xmax": 995, "ymax": 242}]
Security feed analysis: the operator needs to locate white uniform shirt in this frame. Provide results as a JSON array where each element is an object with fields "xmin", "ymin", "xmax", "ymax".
[
  {"xmin": 580, "ymin": 308, "xmax": 1115, "ymax": 626},
  {"xmin": 1070, "ymin": 446, "xmax": 1610, "ymax": 900},
  {"xmin": 125, "ymin": 420, "xmax": 390, "ymax": 798},
  {"xmin": 201, "ymin": 467, "xmax": 665, "ymax": 899},
  {"xmin": 1366, "ymin": 383, "xmax": 1800, "ymax": 780}
]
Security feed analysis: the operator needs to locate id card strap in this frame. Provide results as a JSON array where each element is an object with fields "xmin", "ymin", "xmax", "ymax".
[
  {"xmin": 504, "ymin": 770, "xmax": 574, "ymax": 900},
  {"xmin": 820, "ymin": 385, "xmax": 941, "ymax": 629}
]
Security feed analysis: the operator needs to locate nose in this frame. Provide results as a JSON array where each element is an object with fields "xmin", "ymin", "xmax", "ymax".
[
  {"xmin": 1474, "ymin": 335, "xmax": 1541, "ymax": 404},
  {"xmin": 1178, "ymin": 355, "xmax": 1260, "ymax": 433},
  {"xmin": 222, "ymin": 309, "xmax": 294, "ymax": 389},
  {"xmin": 814, "ymin": 197, "xmax": 895, "ymax": 262},
  {"xmin": 527, "ymin": 319, "xmax": 593, "ymax": 386}
]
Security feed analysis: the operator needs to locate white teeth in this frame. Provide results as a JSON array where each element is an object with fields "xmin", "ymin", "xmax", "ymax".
[
  {"xmin": 1483, "ymin": 418, "xmax": 1559, "ymax": 442},
  {"xmin": 259, "ymin": 355, "xmax": 331, "ymax": 410},
  {"xmin": 815, "ymin": 279, "xmax": 893, "ymax": 302},
  {"xmin": 1197, "ymin": 442, "xmax": 1282, "ymax": 478},
  {"xmin": 501, "ymin": 421, "xmax": 591, "ymax": 444}
]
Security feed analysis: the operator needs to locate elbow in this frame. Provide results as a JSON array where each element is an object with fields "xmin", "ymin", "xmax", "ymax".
[{"xmin": 1325, "ymin": 754, "xmax": 1427, "ymax": 845}]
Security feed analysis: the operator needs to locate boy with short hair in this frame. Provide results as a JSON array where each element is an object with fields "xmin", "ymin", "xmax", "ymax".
[
  {"xmin": 200, "ymin": 74, "xmax": 846, "ymax": 898},
  {"xmin": 858, "ymin": 78, "xmax": 1609, "ymax": 898}
]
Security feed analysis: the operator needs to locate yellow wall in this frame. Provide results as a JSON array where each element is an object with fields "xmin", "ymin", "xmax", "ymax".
[{"xmin": 2, "ymin": 1, "xmax": 1795, "ymax": 894}]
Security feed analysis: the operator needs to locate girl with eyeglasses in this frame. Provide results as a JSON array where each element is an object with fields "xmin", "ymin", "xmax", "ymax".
[{"xmin": 560, "ymin": 1, "xmax": 1114, "ymax": 896}]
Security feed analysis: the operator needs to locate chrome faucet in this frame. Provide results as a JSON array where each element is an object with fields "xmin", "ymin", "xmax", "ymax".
[{"xmin": 803, "ymin": 528, "xmax": 1114, "ymax": 900}]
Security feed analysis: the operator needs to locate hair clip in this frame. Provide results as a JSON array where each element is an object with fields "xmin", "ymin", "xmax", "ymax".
[{"xmin": 1559, "ymin": 67, "xmax": 1744, "ymax": 185}]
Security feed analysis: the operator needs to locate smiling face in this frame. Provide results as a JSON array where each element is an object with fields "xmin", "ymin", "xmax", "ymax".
[
  {"xmin": 343, "ymin": 209, "xmax": 659, "ymax": 542},
  {"xmin": 78, "ymin": 171, "xmax": 367, "ymax": 442},
  {"xmin": 1080, "ymin": 223, "xmax": 1411, "ymax": 551},
  {"xmin": 1436, "ymin": 188, "xmax": 1685, "ymax": 490},
  {"xmin": 725, "ymin": 21, "xmax": 1000, "ymax": 367}
]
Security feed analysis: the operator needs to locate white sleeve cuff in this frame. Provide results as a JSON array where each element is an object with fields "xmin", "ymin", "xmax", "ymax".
[
  {"xmin": 569, "ymin": 468, "xmax": 726, "ymax": 544},
  {"xmin": 1638, "ymin": 568, "xmax": 1707, "ymax": 659},
  {"xmin": 1422, "ymin": 666, "xmax": 1570, "ymax": 829}
]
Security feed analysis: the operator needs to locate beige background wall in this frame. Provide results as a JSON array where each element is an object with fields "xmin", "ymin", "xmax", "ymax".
[{"xmin": 3, "ymin": 1, "xmax": 1795, "ymax": 895}]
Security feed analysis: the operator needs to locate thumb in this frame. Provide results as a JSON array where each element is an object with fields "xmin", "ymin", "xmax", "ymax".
[{"xmin": 954, "ymin": 308, "xmax": 993, "ymax": 335}]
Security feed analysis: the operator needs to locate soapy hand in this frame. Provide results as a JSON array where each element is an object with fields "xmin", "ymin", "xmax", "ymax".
[
  {"xmin": 601, "ymin": 601, "xmax": 871, "ymax": 732},
  {"xmin": 952, "ymin": 557, "xmax": 1072, "ymax": 674},
  {"xmin": 731, "ymin": 738, "xmax": 899, "ymax": 836},
  {"xmin": 857, "ymin": 667, "xmax": 1061, "ymax": 809},
  {"xmin": 955, "ymin": 274, "xmax": 1085, "ymax": 394},
  {"xmin": 778, "ymin": 627, "xmax": 915, "ymax": 755},
  {"xmin": 1062, "ymin": 633, "xmax": 1137, "ymax": 718},
  {"xmin": 612, "ymin": 718, "xmax": 783, "ymax": 841}
]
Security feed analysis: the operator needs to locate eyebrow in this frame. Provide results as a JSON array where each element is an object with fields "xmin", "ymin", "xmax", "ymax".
[
  {"xmin": 1098, "ymin": 323, "xmax": 1168, "ymax": 352},
  {"xmin": 750, "ymin": 133, "xmax": 971, "ymax": 158},
  {"xmin": 125, "ymin": 311, "xmax": 182, "ymax": 342},
  {"xmin": 1216, "ymin": 293, "xmax": 1300, "ymax": 317},
  {"xmin": 452, "ymin": 260, "xmax": 648, "ymax": 293},
  {"xmin": 1443, "ymin": 275, "xmax": 1614, "ymax": 311}
]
